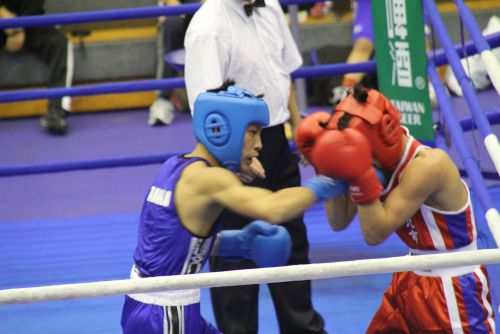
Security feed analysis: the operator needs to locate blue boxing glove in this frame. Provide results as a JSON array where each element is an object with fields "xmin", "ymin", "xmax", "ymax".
[
  {"xmin": 217, "ymin": 220, "xmax": 292, "ymax": 267},
  {"xmin": 251, "ymin": 225, "xmax": 291, "ymax": 267},
  {"xmin": 304, "ymin": 175, "xmax": 349, "ymax": 201}
]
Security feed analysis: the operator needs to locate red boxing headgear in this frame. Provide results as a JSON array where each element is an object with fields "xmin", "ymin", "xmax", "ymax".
[{"xmin": 332, "ymin": 89, "xmax": 404, "ymax": 171}]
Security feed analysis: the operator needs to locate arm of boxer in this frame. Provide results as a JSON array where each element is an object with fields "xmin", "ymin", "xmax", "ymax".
[
  {"xmin": 356, "ymin": 150, "xmax": 451, "ymax": 244},
  {"xmin": 324, "ymin": 195, "xmax": 357, "ymax": 231},
  {"xmin": 187, "ymin": 165, "xmax": 316, "ymax": 223},
  {"xmin": 214, "ymin": 176, "xmax": 345, "ymax": 223},
  {"xmin": 303, "ymin": 176, "xmax": 348, "ymax": 201},
  {"xmin": 186, "ymin": 161, "xmax": 346, "ymax": 224},
  {"xmin": 214, "ymin": 183, "xmax": 317, "ymax": 224},
  {"xmin": 288, "ymin": 83, "xmax": 302, "ymax": 141},
  {"xmin": 215, "ymin": 220, "xmax": 291, "ymax": 267},
  {"xmin": 323, "ymin": 167, "xmax": 385, "ymax": 231}
]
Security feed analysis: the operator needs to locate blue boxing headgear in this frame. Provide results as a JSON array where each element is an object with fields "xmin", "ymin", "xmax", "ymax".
[{"xmin": 193, "ymin": 85, "xmax": 269, "ymax": 172}]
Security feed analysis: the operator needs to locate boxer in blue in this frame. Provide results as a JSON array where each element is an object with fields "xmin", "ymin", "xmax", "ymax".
[{"xmin": 120, "ymin": 81, "xmax": 346, "ymax": 334}]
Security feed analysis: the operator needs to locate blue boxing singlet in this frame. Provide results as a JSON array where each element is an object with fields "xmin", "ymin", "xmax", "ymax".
[{"xmin": 121, "ymin": 155, "xmax": 223, "ymax": 334}]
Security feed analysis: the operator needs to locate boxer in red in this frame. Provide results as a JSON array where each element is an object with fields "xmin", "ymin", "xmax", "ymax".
[{"xmin": 296, "ymin": 87, "xmax": 495, "ymax": 333}]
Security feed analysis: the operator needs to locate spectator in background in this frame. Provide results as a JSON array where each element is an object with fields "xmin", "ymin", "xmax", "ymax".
[
  {"xmin": 0, "ymin": 0, "xmax": 71, "ymax": 135},
  {"xmin": 326, "ymin": 1, "xmax": 441, "ymax": 107},
  {"xmin": 184, "ymin": 1, "xmax": 327, "ymax": 333},
  {"xmin": 309, "ymin": 0, "xmax": 333, "ymax": 19},
  {"xmin": 148, "ymin": 0, "xmax": 200, "ymax": 126},
  {"xmin": 330, "ymin": 0, "xmax": 375, "ymax": 105},
  {"xmin": 445, "ymin": 15, "xmax": 500, "ymax": 97}
]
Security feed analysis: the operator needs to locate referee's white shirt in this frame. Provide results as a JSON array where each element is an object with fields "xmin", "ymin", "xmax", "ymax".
[{"xmin": 184, "ymin": 0, "xmax": 303, "ymax": 127}]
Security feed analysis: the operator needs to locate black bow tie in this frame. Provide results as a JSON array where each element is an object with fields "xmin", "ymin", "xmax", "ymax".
[{"xmin": 244, "ymin": 0, "xmax": 266, "ymax": 17}]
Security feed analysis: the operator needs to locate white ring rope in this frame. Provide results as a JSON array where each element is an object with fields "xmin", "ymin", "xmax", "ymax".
[
  {"xmin": 480, "ymin": 50, "xmax": 500, "ymax": 96},
  {"xmin": 1, "ymin": 249, "xmax": 500, "ymax": 305},
  {"xmin": 484, "ymin": 134, "xmax": 500, "ymax": 178}
]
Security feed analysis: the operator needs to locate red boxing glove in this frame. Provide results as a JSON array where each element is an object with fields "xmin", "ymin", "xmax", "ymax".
[
  {"xmin": 295, "ymin": 112, "xmax": 332, "ymax": 163},
  {"xmin": 348, "ymin": 167, "xmax": 383, "ymax": 204},
  {"xmin": 310, "ymin": 128, "xmax": 382, "ymax": 204}
]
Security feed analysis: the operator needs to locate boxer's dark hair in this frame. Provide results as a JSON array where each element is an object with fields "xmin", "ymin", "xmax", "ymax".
[
  {"xmin": 336, "ymin": 86, "xmax": 368, "ymax": 129},
  {"xmin": 352, "ymin": 86, "xmax": 369, "ymax": 103},
  {"xmin": 318, "ymin": 85, "xmax": 370, "ymax": 129},
  {"xmin": 207, "ymin": 79, "xmax": 264, "ymax": 98},
  {"xmin": 318, "ymin": 116, "xmax": 332, "ymax": 129},
  {"xmin": 207, "ymin": 79, "xmax": 236, "ymax": 93},
  {"xmin": 337, "ymin": 114, "xmax": 352, "ymax": 130}
]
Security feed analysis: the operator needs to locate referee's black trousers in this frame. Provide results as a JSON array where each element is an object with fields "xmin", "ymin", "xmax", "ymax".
[{"xmin": 210, "ymin": 124, "xmax": 327, "ymax": 334}]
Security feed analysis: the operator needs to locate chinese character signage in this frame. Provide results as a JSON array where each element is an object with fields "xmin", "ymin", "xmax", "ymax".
[{"xmin": 372, "ymin": 0, "xmax": 434, "ymax": 141}]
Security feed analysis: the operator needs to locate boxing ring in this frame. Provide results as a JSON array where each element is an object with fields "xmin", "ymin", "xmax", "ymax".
[{"xmin": 0, "ymin": 1, "xmax": 499, "ymax": 333}]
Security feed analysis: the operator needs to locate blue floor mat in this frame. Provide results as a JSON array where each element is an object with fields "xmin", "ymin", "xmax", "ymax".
[{"xmin": 0, "ymin": 205, "xmax": 404, "ymax": 334}]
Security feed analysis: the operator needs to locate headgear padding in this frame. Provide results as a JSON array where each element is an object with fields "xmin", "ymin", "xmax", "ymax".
[
  {"xmin": 333, "ymin": 89, "xmax": 404, "ymax": 171},
  {"xmin": 193, "ymin": 85, "xmax": 269, "ymax": 172}
]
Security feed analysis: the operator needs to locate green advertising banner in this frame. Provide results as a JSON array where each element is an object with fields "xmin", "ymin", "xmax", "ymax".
[{"xmin": 372, "ymin": 0, "xmax": 434, "ymax": 141}]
